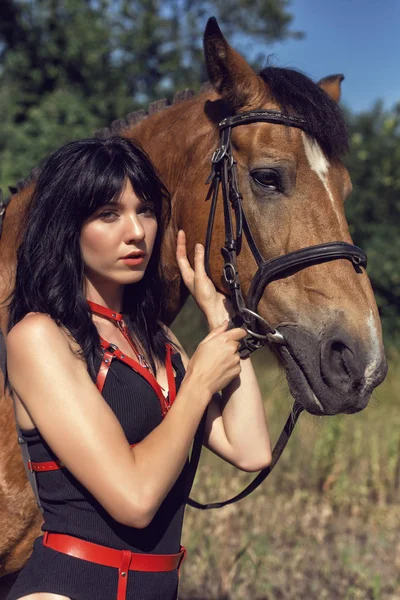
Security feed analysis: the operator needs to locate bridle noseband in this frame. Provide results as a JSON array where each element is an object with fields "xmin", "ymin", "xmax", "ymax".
[
  {"xmin": 203, "ymin": 109, "xmax": 366, "ymax": 357},
  {"xmin": 187, "ymin": 109, "xmax": 367, "ymax": 510}
]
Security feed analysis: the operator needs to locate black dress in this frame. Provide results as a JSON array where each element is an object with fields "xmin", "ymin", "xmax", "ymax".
[{"xmin": 7, "ymin": 351, "xmax": 189, "ymax": 600}]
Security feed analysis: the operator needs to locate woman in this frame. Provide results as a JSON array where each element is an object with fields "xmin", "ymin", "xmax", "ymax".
[{"xmin": 5, "ymin": 136, "xmax": 271, "ymax": 600}]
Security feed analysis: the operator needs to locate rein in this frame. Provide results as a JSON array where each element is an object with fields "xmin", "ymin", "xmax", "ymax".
[{"xmin": 187, "ymin": 109, "xmax": 367, "ymax": 510}]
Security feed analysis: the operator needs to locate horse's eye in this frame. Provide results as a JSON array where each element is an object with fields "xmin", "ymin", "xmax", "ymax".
[{"xmin": 251, "ymin": 169, "xmax": 281, "ymax": 192}]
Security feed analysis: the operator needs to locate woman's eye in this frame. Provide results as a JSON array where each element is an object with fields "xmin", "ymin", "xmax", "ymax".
[
  {"xmin": 251, "ymin": 170, "xmax": 281, "ymax": 191},
  {"xmin": 99, "ymin": 210, "xmax": 118, "ymax": 221},
  {"xmin": 140, "ymin": 204, "xmax": 156, "ymax": 216}
]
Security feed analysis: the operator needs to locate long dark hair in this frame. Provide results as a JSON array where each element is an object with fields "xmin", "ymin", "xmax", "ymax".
[{"xmin": 7, "ymin": 136, "xmax": 173, "ymax": 378}]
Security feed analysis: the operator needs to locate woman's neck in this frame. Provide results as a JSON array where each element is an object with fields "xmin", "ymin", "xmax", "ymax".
[{"xmin": 84, "ymin": 277, "xmax": 124, "ymax": 312}]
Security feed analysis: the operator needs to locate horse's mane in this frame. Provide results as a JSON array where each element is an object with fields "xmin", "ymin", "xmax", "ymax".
[
  {"xmin": 259, "ymin": 66, "xmax": 349, "ymax": 159},
  {"xmin": 97, "ymin": 68, "xmax": 349, "ymax": 161},
  {"xmin": 94, "ymin": 87, "xmax": 210, "ymax": 139}
]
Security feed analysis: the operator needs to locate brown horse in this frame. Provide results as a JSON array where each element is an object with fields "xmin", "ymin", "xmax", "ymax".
[{"xmin": 0, "ymin": 18, "xmax": 387, "ymax": 580}]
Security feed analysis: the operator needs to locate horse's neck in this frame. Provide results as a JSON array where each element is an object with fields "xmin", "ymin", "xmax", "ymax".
[
  {"xmin": 133, "ymin": 94, "xmax": 216, "ymax": 190},
  {"xmin": 130, "ymin": 94, "xmax": 219, "ymax": 322},
  {"xmin": 0, "ymin": 186, "xmax": 30, "ymax": 332}
]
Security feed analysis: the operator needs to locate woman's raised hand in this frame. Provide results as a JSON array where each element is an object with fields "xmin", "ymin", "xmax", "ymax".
[
  {"xmin": 176, "ymin": 230, "xmax": 233, "ymax": 328},
  {"xmin": 186, "ymin": 320, "xmax": 247, "ymax": 396}
]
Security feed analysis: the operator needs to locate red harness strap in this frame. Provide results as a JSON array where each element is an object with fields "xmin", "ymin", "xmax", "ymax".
[
  {"xmin": 42, "ymin": 532, "xmax": 186, "ymax": 600},
  {"xmin": 98, "ymin": 338, "xmax": 177, "ymax": 416},
  {"xmin": 96, "ymin": 347, "xmax": 116, "ymax": 394},
  {"xmin": 28, "ymin": 303, "xmax": 178, "ymax": 473}
]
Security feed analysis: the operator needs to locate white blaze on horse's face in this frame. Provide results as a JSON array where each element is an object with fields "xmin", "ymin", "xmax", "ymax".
[
  {"xmin": 362, "ymin": 309, "xmax": 381, "ymax": 393},
  {"xmin": 301, "ymin": 133, "xmax": 342, "ymax": 227}
]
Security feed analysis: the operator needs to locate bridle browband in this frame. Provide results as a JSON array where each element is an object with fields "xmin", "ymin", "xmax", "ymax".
[{"xmin": 187, "ymin": 109, "xmax": 367, "ymax": 510}]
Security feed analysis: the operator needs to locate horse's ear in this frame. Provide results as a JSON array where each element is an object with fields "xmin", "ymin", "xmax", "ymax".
[
  {"xmin": 203, "ymin": 17, "xmax": 265, "ymax": 111},
  {"xmin": 318, "ymin": 74, "xmax": 344, "ymax": 103}
]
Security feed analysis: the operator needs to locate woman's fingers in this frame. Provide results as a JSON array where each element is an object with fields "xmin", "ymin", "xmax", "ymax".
[
  {"xmin": 177, "ymin": 231, "xmax": 212, "ymax": 299},
  {"xmin": 176, "ymin": 230, "xmax": 194, "ymax": 291},
  {"xmin": 200, "ymin": 320, "xmax": 230, "ymax": 343},
  {"xmin": 201, "ymin": 322, "xmax": 247, "ymax": 346},
  {"xmin": 194, "ymin": 243, "xmax": 208, "ymax": 279},
  {"xmin": 226, "ymin": 327, "xmax": 248, "ymax": 341}
]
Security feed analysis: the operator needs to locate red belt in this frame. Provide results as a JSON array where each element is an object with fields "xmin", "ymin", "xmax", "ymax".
[
  {"xmin": 28, "ymin": 444, "xmax": 138, "ymax": 472},
  {"xmin": 42, "ymin": 532, "xmax": 186, "ymax": 600}
]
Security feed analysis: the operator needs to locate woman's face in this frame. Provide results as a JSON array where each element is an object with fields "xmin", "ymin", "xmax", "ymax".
[{"xmin": 80, "ymin": 179, "xmax": 158, "ymax": 288}]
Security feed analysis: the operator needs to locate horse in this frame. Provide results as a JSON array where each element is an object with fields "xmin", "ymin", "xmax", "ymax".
[{"xmin": 0, "ymin": 17, "xmax": 387, "ymax": 581}]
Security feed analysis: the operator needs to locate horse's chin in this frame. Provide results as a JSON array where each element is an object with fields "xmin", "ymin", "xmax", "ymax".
[{"xmin": 278, "ymin": 345, "xmax": 329, "ymax": 416}]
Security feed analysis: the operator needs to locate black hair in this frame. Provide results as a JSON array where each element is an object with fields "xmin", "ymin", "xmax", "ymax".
[
  {"xmin": 259, "ymin": 66, "xmax": 349, "ymax": 159},
  {"xmin": 7, "ymin": 136, "xmax": 173, "ymax": 379}
]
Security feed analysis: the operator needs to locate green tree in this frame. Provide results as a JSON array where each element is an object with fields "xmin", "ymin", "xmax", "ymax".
[
  {"xmin": 344, "ymin": 102, "xmax": 400, "ymax": 345},
  {"xmin": 0, "ymin": 0, "xmax": 301, "ymax": 189}
]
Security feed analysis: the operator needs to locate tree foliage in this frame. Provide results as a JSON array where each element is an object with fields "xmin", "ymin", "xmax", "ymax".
[
  {"xmin": 344, "ymin": 103, "xmax": 400, "ymax": 345},
  {"xmin": 0, "ymin": 0, "xmax": 301, "ymax": 187}
]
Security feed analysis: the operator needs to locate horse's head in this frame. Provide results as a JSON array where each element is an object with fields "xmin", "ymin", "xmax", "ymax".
[{"xmin": 201, "ymin": 18, "xmax": 387, "ymax": 415}]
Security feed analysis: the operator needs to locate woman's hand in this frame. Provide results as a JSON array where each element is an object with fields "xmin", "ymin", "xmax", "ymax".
[
  {"xmin": 176, "ymin": 229, "xmax": 233, "ymax": 329},
  {"xmin": 186, "ymin": 320, "xmax": 247, "ymax": 396}
]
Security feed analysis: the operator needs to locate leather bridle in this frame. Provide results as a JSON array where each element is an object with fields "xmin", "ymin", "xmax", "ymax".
[
  {"xmin": 187, "ymin": 109, "xmax": 367, "ymax": 510},
  {"xmin": 203, "ymin": 109, "xmax": 366, "ymax": 355}
]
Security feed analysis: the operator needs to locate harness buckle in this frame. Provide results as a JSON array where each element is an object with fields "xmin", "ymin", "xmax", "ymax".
[
  {"xmin": 223, "ymin": 263, "xmax": 237, "ymax": 285},
  {"xmin": 106, "ymin": 343, "xmax": 119, "ymax": 353},
  {"xmin": 240, "ymin": 308, "xmax": 286, "ymax": 345},
  {"xmin": 211, "ymin": 146, "xmax": 227, "ymax": 164}
]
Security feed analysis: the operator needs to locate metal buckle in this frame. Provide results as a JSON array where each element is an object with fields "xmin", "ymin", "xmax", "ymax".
[
  {"xmin": 138, "ymin": 354, "xmax": 150, "ymax": 369},
  {"xmin": 106, "ymin": 343, "xmax": 118, "ymax": 352},
  {"xmin": 223, "ymin": 262, "xmax": 237, "ymax": 285},
  {"xmin": 240, "ymin": 308, "xmax": 286, "ymax": 345},
  {"xmin": 212, "ymin": 146, "xmax": 227, "ymax": 164}
]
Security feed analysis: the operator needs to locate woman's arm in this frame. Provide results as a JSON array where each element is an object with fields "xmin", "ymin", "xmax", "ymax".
[
  {"xmin": 7, "ymin": 313, "xmax": 245, "ymax": 528},
  {"xmin": 175, "ymin": 231, "xmax": 272, "ymax": 472},
  {"xmin": 202, "ymin": 326, "xmax": 272, "ymax": 472},
  {"xmin": 168, "ymin": 327, "xmax": 271, "ymax": 472}
]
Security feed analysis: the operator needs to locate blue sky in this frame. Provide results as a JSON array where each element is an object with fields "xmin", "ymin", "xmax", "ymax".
[{"xmin": 241, "ymin": 0, "xmax": 400, "ymax": 114}]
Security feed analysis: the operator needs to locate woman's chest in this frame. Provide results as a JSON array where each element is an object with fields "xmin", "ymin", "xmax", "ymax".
[{"xmin": 100, "ymin": 358, "xmax": 165, "ymax": 444}]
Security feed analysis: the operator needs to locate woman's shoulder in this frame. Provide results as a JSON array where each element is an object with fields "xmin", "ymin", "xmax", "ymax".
[{"xmin": 7, "ymin": 313, "xmax": 80, "ymax": 357}]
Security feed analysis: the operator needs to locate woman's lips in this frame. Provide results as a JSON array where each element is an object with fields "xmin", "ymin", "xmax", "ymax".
[{"xmin": 120, "ymin": 256, "xmax": 145, "ymax": 265}]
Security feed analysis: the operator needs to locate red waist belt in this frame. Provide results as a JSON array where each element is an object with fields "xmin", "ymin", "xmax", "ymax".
[{"xmin": 42, "ymin": 531, "xmax": 186, "ymax": 600}]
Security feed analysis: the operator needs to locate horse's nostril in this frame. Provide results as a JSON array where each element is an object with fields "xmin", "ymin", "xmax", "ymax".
[
  {"xmin": 330, "ymin": 341, "xmax": 352, "ymax": 378},
  {"xmin": 321, "ymin": 334, "xmax": 363, "ymax": 393},
  {"xmin": 331, "ymin": 341, "xmax": 347, "ymax": 353}
]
